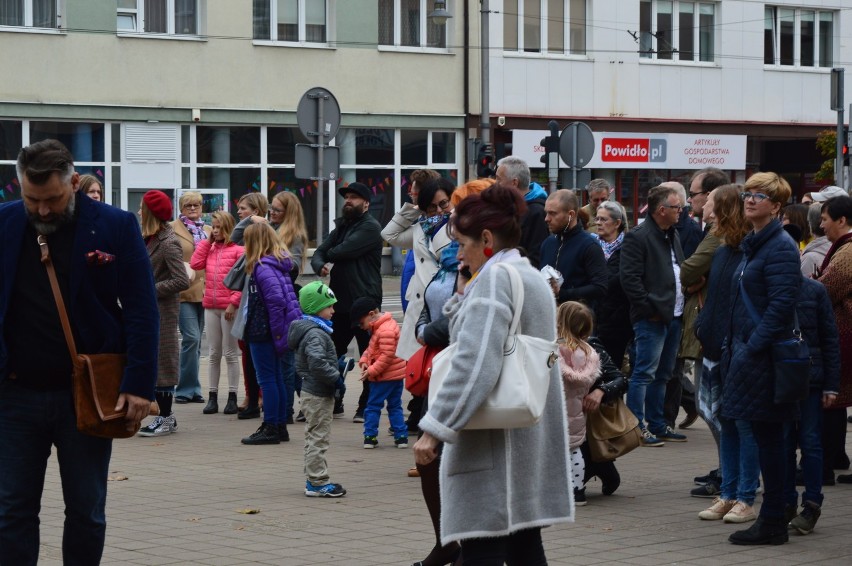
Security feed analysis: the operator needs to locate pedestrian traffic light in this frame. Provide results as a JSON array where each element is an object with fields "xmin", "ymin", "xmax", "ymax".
[
  {"xmin": 539, "ymin": 133, "xmax": 559, "ymax": 166},
  {"xmin": 477, "ymin": 144, "xmax": 495, "ymax": 178}
]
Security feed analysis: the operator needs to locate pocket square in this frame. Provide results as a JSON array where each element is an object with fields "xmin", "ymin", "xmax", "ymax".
[{"xmin": 86, "ymin": 250, "xmax": 116, "ymax": 265}]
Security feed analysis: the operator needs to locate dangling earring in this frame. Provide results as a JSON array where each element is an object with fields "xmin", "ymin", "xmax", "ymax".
[{"xmin": 483, "ymin": 246, "xmax": 494, "ymax": 258}]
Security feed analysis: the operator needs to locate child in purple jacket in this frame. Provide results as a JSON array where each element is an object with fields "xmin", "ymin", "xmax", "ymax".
[{"xmin": 240, "ymin": 223, "xmax": 302, "ymax": 445}]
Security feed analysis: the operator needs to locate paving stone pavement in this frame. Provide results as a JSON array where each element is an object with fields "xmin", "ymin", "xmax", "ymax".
[{"xmin": 33, "ymin": 280, "xmax": 852, "ymax": 565}]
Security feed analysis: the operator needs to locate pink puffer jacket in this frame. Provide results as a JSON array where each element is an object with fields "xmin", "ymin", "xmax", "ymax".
[
  {"xmin": 190, "ymin": 239, "xmax": 244, "ymax": 309},
  {"xmin": 559, "ymin": 344, "xmax": 601, "ymax": 449}
]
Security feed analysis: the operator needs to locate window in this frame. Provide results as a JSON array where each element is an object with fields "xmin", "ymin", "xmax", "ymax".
[
  {"xmin": 764, "ymin": 7, "xmax": 834, "ymax": 68},
  {"xmin": 117, "ymin": 0, "xmax": 199, "ymax": 35},
  {"xmin": 639, "ymin": 1, "xmax": 714, "ymax": 62},
  {"xmin": 253, "ymin": 0, "xmax": 327, "ymax": 43},
  {"xmin": 0, "ymin": 0, "xmax": 59, "ymax": 28},
  {"xmin": 503, "ymin": 0, "xmax": 586, "ymax": 55},
  {"xmin": 378, "ymin": 0, "xmax": 447, "ymax": 49}
]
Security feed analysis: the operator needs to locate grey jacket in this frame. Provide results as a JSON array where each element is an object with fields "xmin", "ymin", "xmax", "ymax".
[
  {"xmin": 288, "ymin": 319, "xmax": 339, "ymax": 398},
  {"xmin": 418, "ymin": 257, "xmax": 574, "ymax": 545}
]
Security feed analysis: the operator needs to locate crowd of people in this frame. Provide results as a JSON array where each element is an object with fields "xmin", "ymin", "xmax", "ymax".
[{"xmin": 2, "ymin": 139, "xmax": 851, "ymax": 565}]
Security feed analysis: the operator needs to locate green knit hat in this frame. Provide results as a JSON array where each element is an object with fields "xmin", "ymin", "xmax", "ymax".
[{"xmin": 299, "ymin": 281, "xmax": 337, "ymax": 314}]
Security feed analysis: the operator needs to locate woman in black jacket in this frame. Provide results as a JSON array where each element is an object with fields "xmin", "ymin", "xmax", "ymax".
[{"xmin": 592, "ymin": 201, "xmax": 632, "ymax": 368}]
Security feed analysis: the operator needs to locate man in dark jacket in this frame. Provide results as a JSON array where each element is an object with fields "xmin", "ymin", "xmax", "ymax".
[
  {"xmin": 496, "ymin": 156, "xmax": 549, "ymax": 268},
  {"xmin": 539, "ymin": 189, "xmax": 607, "ymax": 308},
  {"xmin": 311, "ymin": 182, "xmax": 383, "ymax": 421},
  {"xmin": 620, "ymin": 185, "xmax": 687, "ymax": 446}
]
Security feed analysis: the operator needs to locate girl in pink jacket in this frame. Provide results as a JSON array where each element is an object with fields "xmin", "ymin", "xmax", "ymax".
[
  {"xmin": 557, "ymin": 301, "xmax": 601, "ymax": 507},
  {"xmin": 190, "ymin": 211, "xmax": 244, "ymax": 415}
]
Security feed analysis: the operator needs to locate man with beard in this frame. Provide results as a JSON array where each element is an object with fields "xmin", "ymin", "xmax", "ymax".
[
  {"xmin": 0, "ymin": 139, "xmax": 159, "ymax": 564},
  {"xmin": 311, "ymin": 182, "xmax": 383, "ymax": 422}
]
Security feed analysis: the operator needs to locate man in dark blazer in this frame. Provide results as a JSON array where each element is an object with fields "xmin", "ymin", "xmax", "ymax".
[{"xmin": 0, "ymin": 139, "xmax": 159, "ymax": 565}]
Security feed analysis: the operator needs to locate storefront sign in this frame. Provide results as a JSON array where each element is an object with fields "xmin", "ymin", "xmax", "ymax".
[{"xmin": 513, "ymin": 130, "xmax": 747, "ymax": 170}]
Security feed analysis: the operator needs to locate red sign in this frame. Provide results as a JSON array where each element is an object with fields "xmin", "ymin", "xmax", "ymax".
[{"xmin": 601, "ymin": 138, "xmax": 650, "ymax": 162}]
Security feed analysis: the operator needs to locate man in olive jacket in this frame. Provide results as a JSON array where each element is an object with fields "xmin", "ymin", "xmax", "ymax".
[
  {"xmin": 311, "ymin": 182, "xmax": 383, "ymax": 420},
  {"xmin": 620, "ymin": 185, "xmax": 686, "ymax": 446}
]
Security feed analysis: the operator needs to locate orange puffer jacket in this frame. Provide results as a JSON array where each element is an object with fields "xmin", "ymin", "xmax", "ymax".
[{"xmin": 360, "ymin": 312, "xmax": 406, "ymax": 382}]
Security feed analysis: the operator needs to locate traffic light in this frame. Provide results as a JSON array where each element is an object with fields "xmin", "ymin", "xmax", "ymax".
[
  {"xmin": 844, "ymin": 127, "xmax": 850, "ymax": 167},
  {"xmin": 539, "ymin": 133, "xmax": 559, "ymax": 166},
  {"xmin": 477, "ymin": 143, "xmax": 495, "ymax": 178}
]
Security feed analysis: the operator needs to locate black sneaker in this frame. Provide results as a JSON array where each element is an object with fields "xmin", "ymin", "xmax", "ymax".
[
  {"xmin": 174, "ymin": 395, "xmax": 191, "ymax": 404},
  {"xmin": 363, "ymin": 435, "xmax": 378, "ymax": 449},
  {"xmin": 241, "ymin": 422, "xmax": 280, "ymax": 445},
  {"xmin": 353, "ymin": 412, "xmax": 365, "ymax": 423},
  {"xmin": 694, "ymin": 468, "xmax": 720, "ymax": 485},
  {"xmin": 790, "ymin": 501, "xmax": 821, "ymax": 535},
  {"xmin": 278, "ymin": 424, "xmax": 290, "ymax": 442},
  {"xmin": 394, "ymin": 436, "xmax": 409, "ymax": 449},
  {"xmin": 237, "ymin": 405, "xmax": 261, "ymax": 420},
  {"xmin": 574, "ymin": 487, "xmax": 587, "ymax": 506},
  {"xmin": 333, "ymin": 401, "xmax": 344, "ymax": 418},
  {"xmin": 691, "ymin": 480, "xmax": 721, "ymax": 498},
  {"xmin": 295, "ymin": 410, "xmax": 306, "ymax": 423}
]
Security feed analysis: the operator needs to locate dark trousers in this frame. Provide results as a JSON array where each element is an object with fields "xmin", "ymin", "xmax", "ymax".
[
  {"xmin": 331, "ymin": 309, "xmax": 371, "ymax": 413},
  {"xmin": 0, "ymin": 381, "xmax": 112, "ymax": 566},
  {"xmin": 238, "ymin": 339, "xmax": 260, "ymax": 406},
  {"xmin": 822, "ymin": 408, "xmax": 848, "ymax": 477},
  {"xmin": 663, "ymin": 357, "xmax": 697, "ymax": 428},
  {"xmin": 462, "ymin": 527, "xmax": 547, "ymax": 566},
  {"xmin": 751, "ymin": 420, "xmax": 790, "ymax": 520}
]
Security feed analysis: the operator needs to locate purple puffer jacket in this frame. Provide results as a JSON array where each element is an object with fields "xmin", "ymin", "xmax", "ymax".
[{"xmin": 253, "ymin": 255, "xmax": 302, "ymax": 354}]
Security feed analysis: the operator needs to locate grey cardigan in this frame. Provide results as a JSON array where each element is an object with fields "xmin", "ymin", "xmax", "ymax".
[{"xmin": 418, "ymin": 257, "xmax": 574, "ymax": 545}]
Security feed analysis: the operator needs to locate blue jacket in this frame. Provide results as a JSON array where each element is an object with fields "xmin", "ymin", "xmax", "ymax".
[
  {"xmin": 721, "ymin": 220, "xmax": 802, "ymax": 422},
  {"xmin": 797, "ymin": 277, "xmax": 841, "ymax": 393},
  {"xmin": 0, "ymin": 194, "xmax": 159, "ymax": 400},
  {"xmin": 695, "ymin": 244, "xmax": 743, "ymax": 362}
]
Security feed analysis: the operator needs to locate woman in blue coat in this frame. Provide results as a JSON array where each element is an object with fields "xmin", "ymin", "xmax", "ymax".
[{"xmin": 722, "ymin": 173, "xmax": 801, "ymax": 546}]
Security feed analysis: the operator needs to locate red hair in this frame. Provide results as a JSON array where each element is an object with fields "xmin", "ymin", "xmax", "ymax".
[{"xmin": 451, "ymin": 182, "xmax": 527, "ymax": 247}]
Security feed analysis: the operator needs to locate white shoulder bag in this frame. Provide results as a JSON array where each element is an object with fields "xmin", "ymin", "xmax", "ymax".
[{"xmin": 428, "ymin": 262, "xmax": 558, "ymax": 430}]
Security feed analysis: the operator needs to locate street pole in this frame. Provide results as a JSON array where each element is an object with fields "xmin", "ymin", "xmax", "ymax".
[
  {"xmin": 832, "ymin": 68, "xmax": 844, "ymax": 188},
  {"xmin": 837, "ymin": 107, "xmax": 844, "ymax": 190},
  {"xmin": 480, "ymin": 0, "xmax": 490, "ymax": 149}
]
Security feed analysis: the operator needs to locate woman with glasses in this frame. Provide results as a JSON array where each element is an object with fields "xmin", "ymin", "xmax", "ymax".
[{"xmin": 722, "ymin": 173, "xmax": 802, "ymax": 546}]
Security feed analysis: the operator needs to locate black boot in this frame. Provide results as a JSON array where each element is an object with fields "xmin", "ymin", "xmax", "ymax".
[
  {"xmin": 241, "ymin": 422, "xmax": 280, "ymax": 445},
  {"xmin": 202, "ymin": 392, "xmax": 218, "ymax": 414},
  {"xmin": 278, "ymin": 423, "xmax": 290, "ymax": 442},
  {"xmin": 598, "ymin": 461, "xmax": 621, "ymax": 496},
  {"xmin": 729, "ymin": 516, "xmax": 788, "ymax": 546},
  {"xmin": 223, "ymin": 392, "xmax": 238, "ymax": 415},
  {"xmin": 238, "ymin": 405, "xmax": 261, "ymax": 420}
]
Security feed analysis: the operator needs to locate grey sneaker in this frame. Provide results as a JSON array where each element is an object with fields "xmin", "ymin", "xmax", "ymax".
[
  {"xmin": 138, "ymin": 415, "xmax": 174, "ymax": 437},
  {"xmin": 789, "ymin": 501, "xmax": 821, "ymax": 535}
]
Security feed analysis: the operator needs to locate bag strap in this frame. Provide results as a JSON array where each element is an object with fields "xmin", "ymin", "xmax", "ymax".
[
  {"xmin": 38, "ymin": 235, "xmax": 80, "ymax": 360},
  {"xmin": 493, "ymin": 262, "xmax": 524, "ymax": 335}
]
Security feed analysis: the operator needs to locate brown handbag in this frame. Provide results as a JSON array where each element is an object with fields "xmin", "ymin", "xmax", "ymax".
[
  {"xmin": 40, "ymin": 235, "xmax": 155, "ymax": 439},
  {"xmin": 586, "ymin": 398, "xmax": 643, "ymax": 463}
]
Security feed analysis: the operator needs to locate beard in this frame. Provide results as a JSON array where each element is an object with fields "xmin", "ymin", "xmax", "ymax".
[
  {"xmin": 342, "ymin": 201, "xmax": 365, "ymax": 220},
  {"xmin": 29, "ymin": 193, "xmax": 76, "ymax": 235}
]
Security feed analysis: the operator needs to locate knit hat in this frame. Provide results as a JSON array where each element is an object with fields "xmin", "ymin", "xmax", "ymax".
[
  {"xmin": 299, "ymin": 281, "xmax": 337, "ymax": 314},
  {"xmin": 350, "ymin": 296, "xmax": 380, "ymax": 327},
  {"xmin": 142, "ymin": 190, "xmax": 173, "ymax": 221},
  {"xmin": 338, "ymin": 182, "xmax": 371, "ymax": 202}
]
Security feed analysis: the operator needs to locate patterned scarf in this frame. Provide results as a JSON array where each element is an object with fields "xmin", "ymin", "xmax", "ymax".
[
  {"xmin": 595, "ymin": 232, "xmax": 624, "ymax": 260},
  {"xmin": 180, "ymin": 214, "xmax": 208, "ymax": 245},
  {"xmin": 434, "ymin": 240, "xmax": 460, "ymax": 283},
  {"xmin": 419, "ymin": 213, "xmax": 450, "ymax": 240},
  {"xmin": 302, "ymin": 314, "xmax": 334, "ymax": 334}
]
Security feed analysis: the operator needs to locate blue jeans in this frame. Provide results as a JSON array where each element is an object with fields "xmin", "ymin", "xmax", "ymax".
[
  {"xmin": 363, "ymin": 380, "xmax": 406, "ymax": 439},
  {"xmin": 280, "ymin": 350, "xmax": 296, "ymax": 420},
  {"xmin": 249, "ymin": 341, "xmax": 286, "ymax": 425},
  {"xmin": 719, "ymin": 418, "xmax": 760, "ymax": 505},
  {"xmin": 751, "ymin": 420, "xmax": 789, "ymax": 520},
  {"xmin": 785, "ymin": 389, "xmax": 824, "ymax": 507},
  {"xmin": 626, "ymin": 317, "xmax": 682, "ymax": 434},
  {"xmin": 176, "ymin": 302, "xmax": 204, "ymax": 399},
  {"xmin": 0, "ymin": 381, "xmax": 112, "ymax": 566}
]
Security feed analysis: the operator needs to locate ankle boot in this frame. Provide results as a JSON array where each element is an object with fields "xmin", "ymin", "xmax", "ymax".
[
  {"xmin": 202, "ymin": 392, "xmax": 218, "ymax": 414},
  {"xmin": 278, "ymin": 423, "xmax": 290, "ymax": 442},
  {"xmin": 728, "ymin": 516, "xmax": 788, "ymax": 546},
  {"xmin": 223, "ymin": 392, "xmax": 238, "ymax": 415},
  {"xmin": 238, "ymin": 405, "xmax": 261, "ymax": 420},
  {"xmin": 241, "ymin": 422, "xmax": 280, "ymax": 445},
  {"xmin": 598, "ymin": 461, "xmax": 621, "ymax": 496}
]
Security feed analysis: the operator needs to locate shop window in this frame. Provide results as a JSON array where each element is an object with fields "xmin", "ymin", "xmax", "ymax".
[
  {"xmin": 503, "ymin": 0, "xmax": 586, "ymax": 55},
  {"xmin": 268, "ymin": 127, "xmax": 312, "ymax": 164},
  {"xmin": 253, "ymin": 0, "xmax": 327, "ymax": 43},
  {"xmin": 639, "ymin": 1, "xmax": 715, "ymax": 62},
  {"xmin": 0, "ymin": 120, "xmax": 22, "ymax": 160},
  {"xmin": 338, "ymin": 128, "xmax": 395, "ymax": 166},
  {"xmin": 0, "ymin": 0, "xmax": 60, "ymax": 29},
  {"xmin": 197, "ymin": 167, "xmax": 262, "ymax": 200},
  {"xmin": 378, "ymin": 0, "xmax": 447, "ymax": 49},
  {"xmin": 30, "ymin": 122, "xmax": 105, "ymax": 162},
  {"xmin": 118, "ymin": 0, "xmax": 200, "ymax": 35},
  {"xmin": 401, "ymin": 130, "xmax": 428, "ymax": 165},
  {"xmin": 764, "ymin": 6, "xmax": 834, "ymax": 68},
  {"xmin": 196, "ymin": 126, "xmax": 260, "ymax": 164}
]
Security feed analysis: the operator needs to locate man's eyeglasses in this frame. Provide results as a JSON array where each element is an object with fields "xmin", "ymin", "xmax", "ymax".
[
  {"xmin": 740, "ymin": 192, "xmax": 770, "ymax": 203},
  {"xmin": 662, "ymin": 204, "xmax": 683, "ymax": 211},
  {"xmin": 426, "ymin": 199, "xmax": 451, "ymax": 214},
  {"xmin": 688, "ymin": 191, "xmax": 705, "ymax": 197}
]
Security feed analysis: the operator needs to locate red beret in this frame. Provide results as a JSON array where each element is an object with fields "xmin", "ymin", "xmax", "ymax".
[{"xmin": 142, "ymin": 190, "xmax": 173, "ymax": 221}]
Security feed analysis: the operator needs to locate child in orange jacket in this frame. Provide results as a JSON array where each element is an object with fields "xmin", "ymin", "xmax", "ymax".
[{"xmin": 351, "ymin": 296, "xmax": 408, "ymax": 449}]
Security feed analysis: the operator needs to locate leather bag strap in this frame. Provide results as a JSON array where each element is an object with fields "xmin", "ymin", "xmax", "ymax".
[{"xmin": 38, "ymin": 234, "xmax": 79, "ymax": 360}]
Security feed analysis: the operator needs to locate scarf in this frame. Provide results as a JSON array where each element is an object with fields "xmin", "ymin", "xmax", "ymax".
[
  {"xmin": 302, "ymin": 314, "xmax": 334, "ymax": 334},
  {"xmin": 434, "ymin": 240, "xmax": 460, "ymax": 283},
  {"xmin": 595, "ymin": 232, "xmax": 624, "ymax": 260},
  {"xmin": 419, "ymin": 213, "xmax": 450, "ymax": 240},
  {"xmin": 818, "ymin": 230, "xmax": 852, "ymax": 275},
  {"xmin": 462, "ymin": 248, "xmax": 523, "ymax": 300},
  {"xmin": 180, "ymin": 214, "xmax": 208, "ymax": 245}
]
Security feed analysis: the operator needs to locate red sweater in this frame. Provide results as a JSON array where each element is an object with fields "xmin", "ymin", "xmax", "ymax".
[
  {"xmin": 190, "ymin": 239, "xmax": 244, "ymax": 309},
  {"xmin": 360, "ymin": 312, "xmax": 406, "ymax": 382}
]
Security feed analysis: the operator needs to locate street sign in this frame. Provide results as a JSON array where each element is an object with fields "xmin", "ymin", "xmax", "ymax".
[
  {"xmin": 296, "ymin": 87, "xmax": 341, "ymax": 140},
  {"xmin": 295, "ymin": 144, "xmax": 339, "ymax": 180},
  {"xmin": 559, "ymin": 121, "xmax": 595, "ymax": 168}
]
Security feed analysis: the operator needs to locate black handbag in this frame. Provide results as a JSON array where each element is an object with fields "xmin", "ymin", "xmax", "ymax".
[{"xmin": 739, "ymin": 279, "xmax": 810, "ymax": 404}]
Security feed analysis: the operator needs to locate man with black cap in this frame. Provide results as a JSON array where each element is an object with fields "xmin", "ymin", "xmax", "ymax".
[{"xmin": 311, "ymin": 182, "xmax": 383, "ymax": 421}]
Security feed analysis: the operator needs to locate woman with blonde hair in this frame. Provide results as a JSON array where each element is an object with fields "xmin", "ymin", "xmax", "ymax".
[
  {"xmin": 137, "ymin": 190, "xmax": 191, "ymax": 437},
  {"xmin": 78, "ymin": 174, "xmax": 103, "ymax": 202},
  {"xmin": 270, "ymin": 191, "xmax": 308, "ymax": 275}
]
